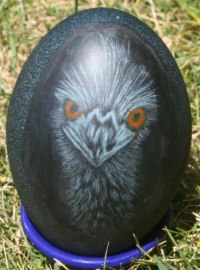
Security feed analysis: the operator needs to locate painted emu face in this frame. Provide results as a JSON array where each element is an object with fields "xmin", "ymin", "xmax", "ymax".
[
  {"xmin": 48, "ymin": 27, "xmax": 158, "ymax": 233},
  {"xmin": 52, "ymin": 34, "xmax": 157, "ymax": 168}
]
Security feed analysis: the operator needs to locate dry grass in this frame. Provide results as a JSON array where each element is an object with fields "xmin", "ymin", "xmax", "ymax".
[{"xmin": 0, "ymin": 0, "xmax": 200, "ymax": 269}]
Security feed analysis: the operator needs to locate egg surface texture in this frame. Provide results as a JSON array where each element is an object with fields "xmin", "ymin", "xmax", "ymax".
[{"xmin": 7, "ymin": 8, "xmax": 191, "ymax": 256}]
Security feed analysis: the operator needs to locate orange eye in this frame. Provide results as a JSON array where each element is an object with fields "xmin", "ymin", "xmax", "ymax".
[
  {"xmin": 65, "ymin": 100, "xmax": 82, "ymax": 120},
  {"xmin": 127, "ymin": 108, "xmax": 146, "ymax": 129}
]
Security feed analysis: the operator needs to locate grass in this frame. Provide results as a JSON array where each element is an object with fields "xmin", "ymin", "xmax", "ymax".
[{"xmin": 0, "ymin": 0, "xmax": 200, "ymax": 269}]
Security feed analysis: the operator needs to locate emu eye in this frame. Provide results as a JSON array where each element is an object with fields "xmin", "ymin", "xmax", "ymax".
[
  {"xmin": 65, "ymin": 100, "xmax": 82, "ymax": 120},
  {"xmin": 127, "ymin": 108, "xmax": 146, "ymax": 129}
]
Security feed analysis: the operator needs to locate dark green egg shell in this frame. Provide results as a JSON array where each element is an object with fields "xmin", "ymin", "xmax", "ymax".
[{"xmin": 6, "ymin": 8, "xmax": 191, "ymax": 256}]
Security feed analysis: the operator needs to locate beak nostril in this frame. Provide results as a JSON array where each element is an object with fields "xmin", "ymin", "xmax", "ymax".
[{"xmin": 106, "ymin": 142, "xmax": 115, "ymax": 152}]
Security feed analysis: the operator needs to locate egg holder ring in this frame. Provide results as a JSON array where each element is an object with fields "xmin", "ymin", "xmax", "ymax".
[{"xmin": 20, "ymin": 205, "xmax": 170, "ymax": 269}]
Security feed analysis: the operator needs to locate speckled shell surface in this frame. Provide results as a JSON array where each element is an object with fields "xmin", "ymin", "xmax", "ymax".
[{"xmin": 7, "ymin": 8, "xmax": 191, "ymax": 256}]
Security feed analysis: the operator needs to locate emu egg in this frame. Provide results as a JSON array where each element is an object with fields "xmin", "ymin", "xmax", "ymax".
[{"xmin": 7, "ymin": 8, "xmax": 191, "ymax": 256}]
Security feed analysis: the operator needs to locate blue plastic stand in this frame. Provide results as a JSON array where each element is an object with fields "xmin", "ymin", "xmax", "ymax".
[{"xmin": 20, "ymin": 205, "xmax": 169, "ymax": 269}]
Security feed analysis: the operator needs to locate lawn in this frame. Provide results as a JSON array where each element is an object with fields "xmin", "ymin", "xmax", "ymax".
[{"xmin": 0, "ymin": 0, "xmax": 200, "ymax": 269}]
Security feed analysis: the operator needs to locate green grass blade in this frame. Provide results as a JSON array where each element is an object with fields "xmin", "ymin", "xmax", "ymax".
[{"xmin": 75, "ymin": 0, "xmax": 78, "ymax": 14}]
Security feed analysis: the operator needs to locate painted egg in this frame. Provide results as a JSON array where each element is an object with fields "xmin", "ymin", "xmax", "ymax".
[{"xmin": 7, "ymin": 8, "xmax": 191, "ymax": 256}]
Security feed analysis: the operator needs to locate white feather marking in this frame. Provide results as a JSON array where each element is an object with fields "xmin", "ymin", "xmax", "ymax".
[{"xmin": 50, "ymin": 32, "xmax": 158, "ymax": 168}]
